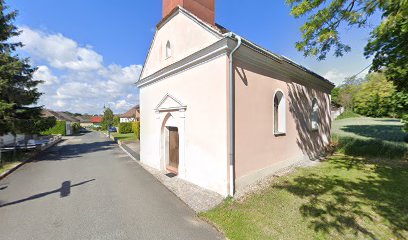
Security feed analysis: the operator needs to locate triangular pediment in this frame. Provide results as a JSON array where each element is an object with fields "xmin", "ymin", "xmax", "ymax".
[
  {"xmin": 155, "ymin": 94, "xmax": 187, "ymax": 111},
  {"xmin": 139, "ymin": 7, "xmax": 221, "ymax": 80}
]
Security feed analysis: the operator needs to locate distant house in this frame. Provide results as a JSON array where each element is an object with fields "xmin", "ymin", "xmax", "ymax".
[
  {"xmin": 120, "ymin": 105, "xmax": 140, "ymax": 123},
  {"xmin": 76, "ymin": 115, "xmax": 92, "ymax": 127},
  {"xmin": 90, "ymin": 116, "xmax": 103, "ymax": 128},
  {"xmin": 42, "ymin": 109, "xmax": 79, "ymax": 135}
]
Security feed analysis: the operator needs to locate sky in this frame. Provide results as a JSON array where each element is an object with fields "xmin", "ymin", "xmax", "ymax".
[{"xmin": 7, "ymin": 0, "xmax": 380, "ymax": 114}]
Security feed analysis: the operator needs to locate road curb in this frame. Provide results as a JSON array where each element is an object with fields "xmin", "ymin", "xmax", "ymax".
[
  {"xmin": 0, "ymin": 137, "xmax": 63, "ymax": 181},
  {"xmin": 100, "ymin": 132, "xmax": 140, "ymax": 161}
]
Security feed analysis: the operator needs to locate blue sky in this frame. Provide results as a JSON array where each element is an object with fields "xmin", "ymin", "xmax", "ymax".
[{"xmin": 8, "ymin": 0, "xmax": 380, "ymax": 114}]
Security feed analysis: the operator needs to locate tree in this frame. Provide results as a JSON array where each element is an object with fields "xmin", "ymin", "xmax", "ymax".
[
  {"xmin": 353, "ymin": 72, "xmax": 396, "ymax": 117},
  {"xmin": 331, "ymin": 87, "xmax": 341, "ymax": 106},
  {"xmin": 390, "ymin": 91, "xmax": 408, "ymax": 118},
  {"xmin": 287, "ymin": 0, "xmax": 408, "ymax": 90},
  {"xmin": 0, "ymin": 0, "xmax": 43, "ymax": 137},
  {"xmin": 102, "ymin": 107, "xmax": 114, "ymax": 130},
  {"xmin": 113, "ymin": 116, "xmax": 120, "ymax": 127},
  {"xmin": 335, "ymin": 76, "xmax": 364, "ymax": 110},
  {"xmin": 18, "ymin": 117, "xmax": 57, "ymax": 135}
]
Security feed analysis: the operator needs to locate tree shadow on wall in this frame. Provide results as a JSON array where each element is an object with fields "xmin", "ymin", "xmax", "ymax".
[
  {"xmin": 287, "ymin": 83, "xmax": 331, "ymax": 159},
  {"xmin": 275, "ymin": 156, "xmax": 408, "ymax": 239}
]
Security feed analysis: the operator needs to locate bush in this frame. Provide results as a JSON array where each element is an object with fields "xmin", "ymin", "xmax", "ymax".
[
  {"xmin": 335, "ymin": 110, "xmax": 361, "ymax": 120},
  {"xmin": 403, "ymin": 115, "xmax": 408, "ymax": 132},
  {"xmin": 402, "ymin": 115, "xmax": 408, "ymax": 143},
  {"xmin": 119, "ymin": 122, "xmax": 133, "ymax": 134},
  {"xmin": 72, "ymin": 122, "xmax": 81, "ymax": 133},
  {"xmin": 132, "ymin": 121, "xmax": 140, "ymax": 140},
  {"xmin": 41, "ymin": 120, "xmax": 66, "ymax": 135},
  {"xmin": 113, "ymin": 116, "xmax": 120, "ymax": 127}
]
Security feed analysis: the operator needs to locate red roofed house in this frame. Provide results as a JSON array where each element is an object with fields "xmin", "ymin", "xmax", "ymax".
[{"xmin": 91, "ymin": 116, "xmax": 103, "ymax": 128}]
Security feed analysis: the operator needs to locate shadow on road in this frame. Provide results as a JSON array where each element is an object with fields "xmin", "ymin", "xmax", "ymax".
[
  {"xmin": 0, "ymin": 179, "xmax": 95, "ymax": 208},
  {"xmin": 34, "ymin": 134, "xmax": 115, "ymax": 162}
]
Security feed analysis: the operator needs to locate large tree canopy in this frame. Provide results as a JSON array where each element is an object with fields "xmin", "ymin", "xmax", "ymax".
[
  {"xmin": 0, "ymin": 0, "xmax": 43, "ymax": 136},
  {"xmin": 287, "ymin": 0, "xmax": 408, "ymax": 90}
]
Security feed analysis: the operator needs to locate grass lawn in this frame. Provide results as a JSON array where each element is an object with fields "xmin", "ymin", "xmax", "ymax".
[
  {"xmin": 0, "ymin": 161, "xmax": 22, "ymax": 175},
  {"xmin": 332, "ymin": 117, "xmax": 408, "ymax": 159},
  {"xmin": 0, "ymin": 150, "xmax": 35, "ymax": 175},
  {"xmin": 202, "ymin": 117, "xmax": 408, "ymax": 239},
  {"xmin": 112, "ymin": 133, "xmax": 137, "ymax": 142}
]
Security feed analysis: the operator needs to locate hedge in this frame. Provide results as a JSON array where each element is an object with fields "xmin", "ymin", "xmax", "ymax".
[
  {"xmin": 72, "ymin": 123, "xmax": 81, "ymax": 133},
  {"xmin": 41, "ymin": 120, "xmax": 66, "ymax": 135},
  {"xmin": 119, "ymin": 122, "xmax": 133, "ymax": 134},
  {"xmin": 132, "ymin": 121, "xmax": 140, "ymax": 140}
]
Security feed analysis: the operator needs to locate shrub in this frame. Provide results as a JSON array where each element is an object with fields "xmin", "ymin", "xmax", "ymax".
[
  {"xmin": 132, "ymin": 121, "xmax": 140, "ymax": 140},
  {"xmin": 41, "ymin": 120, "xmax": 66, "ymax": 135},
  {"xmin": 402, "ymin": 115, "xmax": 408, "ymax": 143},
  {"xmin": 72, "ymin": 123, "xmax": 81, "ymax": 133},
  {"xmin": 403, "ymin": 115, "xmax": 408, "ymax": 132},
  {"xmin": 119, "ymin": 122, "xmax": 133, "ymax": 134},
  {"xmin": 113, "ymin": 116, "xmax": 120, "ymax": 127},
  {"xmin": 335, "ymin": 110, "xmax": 361, "ymax": 120}
]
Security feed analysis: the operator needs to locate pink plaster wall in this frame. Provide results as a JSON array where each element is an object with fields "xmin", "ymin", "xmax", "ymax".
[
  {"xmin": 234, "ymin": 59, "xmax": 332, "ymax": 180},
  {"xmin": 140, "ymin": 11, "xmax": 219, "ymax": 79}
]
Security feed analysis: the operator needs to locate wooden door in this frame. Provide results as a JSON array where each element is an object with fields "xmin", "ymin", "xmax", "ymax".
[{"xmin": 167, "ymin": 127, "xmax": 179, "ymax": 174}]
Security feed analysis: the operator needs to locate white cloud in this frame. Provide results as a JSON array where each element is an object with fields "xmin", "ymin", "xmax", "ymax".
[
  {"xmin": 18, "ymin": 26, "xmax": 142, "ymax": 114},
  {"xmin": 33, "ymin": 65, "xmax": 58, "ymax": 85},
  {"xmin": 19, "ymin": 26, "xmax": 103, "ymax": 71},
  {"xmin": 54, "ymin": 100, "xmax": 66, "ymax": 108},
  {"xmin": 323, "ymin": 70, "xmax": 348, "ymax": 86},
  {"xmin": 114, "ymin": 99, "xmax": 133, "ymax": 111}
]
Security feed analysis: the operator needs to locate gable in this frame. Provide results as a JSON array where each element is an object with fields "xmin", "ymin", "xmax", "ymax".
[
  {"xmin": 140, "ymin": 9, "xmax": 221, "ymax": 80},
  {"xmin": 155, "ymin": 94, "xmax": 187, "ymax": 111}
]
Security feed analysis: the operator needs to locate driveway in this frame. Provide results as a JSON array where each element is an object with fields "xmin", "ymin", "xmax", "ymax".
[{"xmin": 0, "ymin": 131, "xmax": 223, "ymax": 240}]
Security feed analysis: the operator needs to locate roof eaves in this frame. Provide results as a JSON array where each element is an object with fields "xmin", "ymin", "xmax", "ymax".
[{"xmin": 224, "ymin": 33, "xmax": 334, "ymax": 87}]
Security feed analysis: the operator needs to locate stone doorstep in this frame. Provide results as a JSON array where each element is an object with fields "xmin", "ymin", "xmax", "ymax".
[{"xmin": 0, "ymin": 136, "xmax": 63, "ymax": 181}]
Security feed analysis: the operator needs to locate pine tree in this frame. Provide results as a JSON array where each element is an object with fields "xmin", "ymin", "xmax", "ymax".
[{"xmin": 0, "ymin": 0, "xmax": 44, "ymax": 165}]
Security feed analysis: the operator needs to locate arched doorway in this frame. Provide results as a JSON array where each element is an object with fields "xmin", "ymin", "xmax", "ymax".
[
  {"xmin": 166, "ymin": 126, "xmax": 179, "ymax": 174},
  {"xmin": 161, "ymin": 112, "xmax": 180, "ymax": 175},
  {"xmin": 155, "ymin": 94, "xmax": 187, "ymax": 178}
]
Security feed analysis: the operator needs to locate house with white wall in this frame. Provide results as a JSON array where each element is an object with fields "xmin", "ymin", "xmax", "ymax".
[
  {"xmin": 137, "ymin": 0, "xmax": 334, "ymax": 197},
  {"xmin": 119, "ymin": 105, "xmax": 140, "ymax": 123}
]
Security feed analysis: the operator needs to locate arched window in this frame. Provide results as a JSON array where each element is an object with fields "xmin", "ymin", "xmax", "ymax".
[
  {"xmin": 166, "ymin": 41, "xmax": 172, "ymax": 59},
  {"xmin": 273, "ymin": 90, "xmax": 286, "ymax": 135},
  {"xmin": 311, "ymin": 98, "xmax": 319, "ymax": 130}
]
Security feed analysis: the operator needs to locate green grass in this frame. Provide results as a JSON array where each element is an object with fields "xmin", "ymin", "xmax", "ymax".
[
  {"xmin": 332, "ymin": 117, "xmax": 408, "ymax": 159},
  {"xmin": 335, "ymin": 111, "xmax": 361, "ymax": 120},
  {"xmin": 0, "ymin": 161, "xmax": 21, "ymax": 175},
  {"xmin": 0, "ymin": 150, "xmax": 34, "ymax": 175},
  {"xmin": 202, "ymin": 154, "xmax": 408, "ymax": 240},
  {"xmin": 112, "ymin": 133, "xmax": 137, "ymax": 142},
  {"xmin": 202, "ymin": 116, "xmax": 408, "ymax": 239}
]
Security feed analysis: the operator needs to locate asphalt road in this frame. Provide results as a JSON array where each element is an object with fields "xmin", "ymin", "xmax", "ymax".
[{"xmin": 0, "ymin": 131, "xmax": 223, "ymax": 240}]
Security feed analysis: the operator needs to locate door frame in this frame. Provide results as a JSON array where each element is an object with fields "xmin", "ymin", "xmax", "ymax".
[{"xmin": 155, "ymin": 94, "xmax": 187, "ymax": 179}]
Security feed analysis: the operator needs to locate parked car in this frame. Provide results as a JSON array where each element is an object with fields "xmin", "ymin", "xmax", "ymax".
[{"xmin": 108, "ymin": 126, "xmax": 117, "ymax": 132}]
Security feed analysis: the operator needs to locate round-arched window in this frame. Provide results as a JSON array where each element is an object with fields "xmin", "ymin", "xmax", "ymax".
[
  {"xmin": 311, "ymin": 98, "xmax": 319, "ymax": 130},
  {"xmin": 166, "ymin": 41, "xmax": 172, "ymax": 59},
  {"xmin": 273, "ymin": 90, "xmax": 286, "ymax": 134}
]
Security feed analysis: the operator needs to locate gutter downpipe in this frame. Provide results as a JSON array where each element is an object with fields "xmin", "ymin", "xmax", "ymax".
[{"xmin": 225, "ymin": 32, "xmax": 242, "ymax": 197}]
